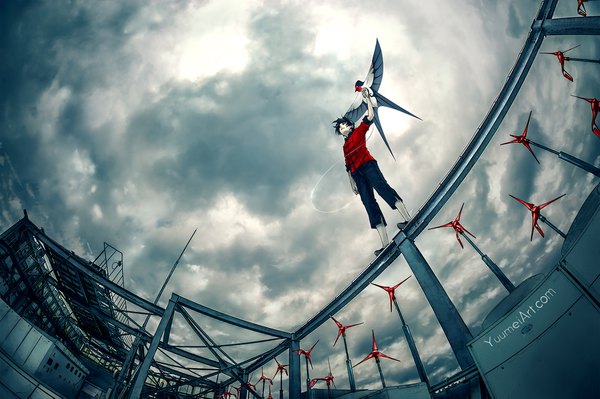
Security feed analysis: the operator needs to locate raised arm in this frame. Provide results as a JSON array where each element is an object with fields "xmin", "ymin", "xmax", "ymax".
[{"xmin": 362, "ymin": 88, "xmax": 375, "ymax": 121}]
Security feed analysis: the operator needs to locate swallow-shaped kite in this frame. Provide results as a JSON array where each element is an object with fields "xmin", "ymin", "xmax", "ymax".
[
  {"xmin": 344, "ymin": 39, "xmax": 420, "ymax": 159},
  {"xmin": 509, "ymin": 194, "xmax": 565, "ymax": 240},
  {"xmin": 541, "ymin": 45, "xmax": 580, "ymax": 81}
]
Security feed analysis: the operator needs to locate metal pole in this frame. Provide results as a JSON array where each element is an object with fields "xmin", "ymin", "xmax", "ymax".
[
  {"xmin": 392, "ymin": 300, "xmax": 429, "ymax": 386},
  {"xmin": 305, "ymin": 357, "xmax": 311, "ymax": 398},
  {"xmin": 539, "ymin": 214, "xmax": 566, "ymax": 238},
  {"xmin": 558, "ymin": 152, "xmax": 600, "ymax": 177},
  {"xmin": 279, "ymin": 371, "xmax": 283, "ymax": 399},
  {"xmin": 529, "ymin": 140, "xmax": 600, "ymax": 177},
  {"xmin": 240, "ymin": 373, "xmax": 248, "ymax": 399},
  {"xmin": 341, "ymin": 334, "xmax": 356, "ymax": 392},
  {"xmin": 566, "ymin": 57, "xmax": 600, "ymax": 64},
  {"xmin": 154, "ymin": 229, "xmax": 197, "ymax": 304},
  {"xmin": 129, "ymin": 295, "xmax": 178, "ymax": 398},
  {"xmin": 375, "ymin": 360, "xmax": 386, "ymax": 388},
  {"xmin": 399, "ymin": 239, "xmax": 474, "ymax": 369},
  {"xmin": 461, "ymin": 233, "xmax": 515, "ymax": 292},
  {"xmin": 289, "ymin": 340, "xmax": 301, "ymax": 399}
]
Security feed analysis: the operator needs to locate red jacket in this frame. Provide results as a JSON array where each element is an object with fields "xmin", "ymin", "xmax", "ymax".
[{"xmin": 343, "ymin": 118, "xmax": 375, "ymax": 173}]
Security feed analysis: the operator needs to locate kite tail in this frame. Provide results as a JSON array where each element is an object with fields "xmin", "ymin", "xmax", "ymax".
[
  {"xmin": 374, "ymin": 92, "xmax": 421, "ymax": 120},
  {"xmin": 373, "ymin": 113, "xmax": 396, "ymax": 160}
]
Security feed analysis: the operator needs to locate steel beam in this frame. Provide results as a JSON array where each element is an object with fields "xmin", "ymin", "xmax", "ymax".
[
  {"xmin": 130, "ymin": 295, "xmax": 177, "ymax": 398},
  {"xmin": 461, "ymin": 233, "xmax": 515, "ymax": 292},
  {"xmin": 289, "ymin": 340, "xmax": 301, "ymax": 399},
  {"xmin": 535, "ymin": 16, "xmax": 600, "ymax": 36},
  {"xmin": 176, "ymin": 295, "xmax": 292, "ymax": 339},
  {"xmin": 399, "ymin": 239, "xmax": 474, "ymax": 369}
]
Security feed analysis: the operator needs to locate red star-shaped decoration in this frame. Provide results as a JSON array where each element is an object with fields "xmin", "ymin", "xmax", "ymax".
[
  {"xmin": 370, "ymin": 276, "xmax": 412, "ymax": 312},
  {"xmin": 273, "ymin": 357, "xmax": 288, "ymax": 379},
  {"xmin": 257, "ymin": 367, "xmax": 273, "ymax": 385},
  {"xmin": 330, "ymin": 316, "xmax": 363, "ymax": 346},
  {"xmin": 293, "ymin": 340, "xmax": 319, "ymax": 368},
  {"xmin": 509, "ymin": 194, "xmax": 565, "ymax": 240},
  {"xmin": 354, "ymin": 330, "xmax": 401, "ymax": 367},
  {"xmin": 428, "ymin": 203, "xmax": 477, "ymax": 248},
  {"xmin": 500, "ymin": 111, "xmax": 540, "ymax": 164},
  {"xmin": 541, "ymin": 45, "xmax": 579, "ymax": 81}
]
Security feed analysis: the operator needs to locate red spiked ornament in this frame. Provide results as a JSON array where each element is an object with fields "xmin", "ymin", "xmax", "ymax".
[
  {"xmin": 331, "ymin": 316, "xmax": 363, "ymax": 346},
  {"xmin": 428, "ymin": 203, "xmax": 477, "ymax": 248},
  {"xmin": 354, "ymin": 330, "xmax": 401, "ymax": 367},
  {"xmin": 500, "ymin": 111, "xmax": 540, "ymax": 163},
  {"xmin": 371, "ymin": 276, "xmax": 412, "ymax": 312},
  {"xmin": 509, "ymin": 194, "xmax": 565, "ymax": 240}
]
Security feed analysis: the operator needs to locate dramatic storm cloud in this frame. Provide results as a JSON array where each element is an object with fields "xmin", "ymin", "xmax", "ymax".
[{"xmin": 1, "ymin": 0, "xmax": 598, "ymax": 389}]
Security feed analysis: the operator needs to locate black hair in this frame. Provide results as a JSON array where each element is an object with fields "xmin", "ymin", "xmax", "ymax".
[{"xmin": 332, "ymin": 117, "xmax": 354, "ymax": 136}]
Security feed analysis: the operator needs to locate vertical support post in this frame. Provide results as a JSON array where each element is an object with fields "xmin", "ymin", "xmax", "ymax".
[
  {"xmin": 341, "ymin": 335, "xmax": 357, "ymax": 392},
  {"xmin": 278, "ymin": 371, "xmax": 284, "ymax": 399},
  {"xmin": 399, "ymin": 239, "xmax": 475, "ymax": 369},
  {"xmin": 461, "ymin": 233, "xmax": 515, "ymax": 292},
  {"xmin": 375, "ymin": 360, "xmax": 386, "ymax": 388},
  {"xmin": 304, "ymin": 357, "xmax": 311, "ymax": 398},
  {"xmin": 129, "ymin": 294, "xmax": 178, "ymax": 398},
  {"xmin": 289, "ymin": 340, "xmax": 301, "ymax": 399},
  {"xmin": 392, "ymin": 300, "xmax": 429, "ymax": 386},
  {"xmin": 240, "ymin": 372, "xmax": 248, "ymax": 399}
]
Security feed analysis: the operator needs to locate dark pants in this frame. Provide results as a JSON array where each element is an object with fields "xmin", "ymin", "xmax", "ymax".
[{"xmin": 352, "ymin": 161, "xmax": 402, "ymax": 229}]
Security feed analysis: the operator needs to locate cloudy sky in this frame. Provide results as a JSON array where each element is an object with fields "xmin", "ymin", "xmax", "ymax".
[{"xmin": 1, "ymin": 0, "xmax": 599, "ymax": 391}]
